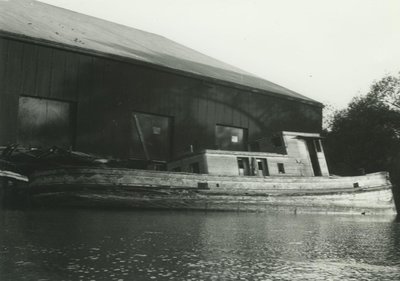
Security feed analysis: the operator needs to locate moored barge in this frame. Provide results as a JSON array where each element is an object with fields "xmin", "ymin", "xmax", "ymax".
[{"xmin": 29, "ymin": 167, "xmax": 395, "ymax": 215}]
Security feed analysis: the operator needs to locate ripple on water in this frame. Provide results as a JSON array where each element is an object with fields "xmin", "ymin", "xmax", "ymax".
[{"xmin": 1, "ymin": 211, "xmax": 400, "ymax": 280}]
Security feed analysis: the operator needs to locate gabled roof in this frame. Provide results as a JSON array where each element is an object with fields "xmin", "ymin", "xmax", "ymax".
[{"xmin": 0, "ymin": 0, "xmax": 321, "ymax": 105}]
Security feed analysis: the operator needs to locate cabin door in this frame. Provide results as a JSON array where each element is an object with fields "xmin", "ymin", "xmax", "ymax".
[
  {"xmin": 255, "ymin": 158, "xmax": 269, "ymax": 176},
  {"xmin": 237, "ymin": 157, "xmax": 251, "ymax": 176},
  {"xmin": 306, "ymin": 139, "xmax": 322, "ymax": 176},
  {"xmin": 130, "ymin": 112, "xmax": 172, "ymax": 161}
]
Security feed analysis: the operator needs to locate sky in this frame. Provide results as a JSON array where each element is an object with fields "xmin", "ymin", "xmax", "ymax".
[{"xmin": 41, "ymin": 0, "xmax": 400, "ymax": 109}]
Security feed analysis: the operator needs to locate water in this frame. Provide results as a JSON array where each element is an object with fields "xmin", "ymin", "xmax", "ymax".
[{"xmin": 1, "ymin": 210, "xmax": 400, "ymax": 281}]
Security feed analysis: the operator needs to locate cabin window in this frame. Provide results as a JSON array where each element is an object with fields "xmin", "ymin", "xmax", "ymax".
[
  {"xmin": 189, "ymin": 162, "xmax": 200, "ymax": 174},
  {"xmin": 237, "ymin": 157, "xmax": 250, "ymax": 176},
  {"xmin": 314, "ymin": 139, "xmax": 322, "ymax": 152},
  {"xmin": 277, "ymin": 163, "xmax": 285, "ymax": 174},
  {"xmin": 17, "ymin": 96, "xmax": 75, "ymax": 149}
]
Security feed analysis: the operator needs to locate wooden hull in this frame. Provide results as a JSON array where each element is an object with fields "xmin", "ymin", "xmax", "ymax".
[{"xmin": 29, "ymin": 168, "xmax": 397, "ymax": 215}]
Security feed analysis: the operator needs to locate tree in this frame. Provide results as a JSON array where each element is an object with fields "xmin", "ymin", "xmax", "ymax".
[
  {"xmin": 324, "ymin": 73, "xmax": 400, "ymax": 178},
  {"xmin": 322, "ymin": 102, "xmax": 337, "ymax": 132},
  {"xmin": 369, "ymin": 72, "xmax": 400, "ymax": 111}
]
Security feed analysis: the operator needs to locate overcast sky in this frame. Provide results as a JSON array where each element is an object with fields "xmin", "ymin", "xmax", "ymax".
[{"xmin": 41, "ymin": 0, "xmax": 400, "ymax": 109}]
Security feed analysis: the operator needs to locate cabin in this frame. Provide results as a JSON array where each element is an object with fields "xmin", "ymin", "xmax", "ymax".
[
  {"xmin": 168, "ymin": 131, "xmax": 329, "ymax": 177},
  {"xmin": 0, "ymin": 0, "xmax": 328, "ymax": 177}
]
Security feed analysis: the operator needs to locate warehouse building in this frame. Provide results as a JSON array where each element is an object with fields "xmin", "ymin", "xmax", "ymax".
[{"xmin": 0, "ymin": 0, "xmax": 327, "ymax": 176}]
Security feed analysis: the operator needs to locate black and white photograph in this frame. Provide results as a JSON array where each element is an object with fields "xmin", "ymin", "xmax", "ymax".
[{"xmin": 1, "ymin": 0, "xmax": 400, "ymax": 280}]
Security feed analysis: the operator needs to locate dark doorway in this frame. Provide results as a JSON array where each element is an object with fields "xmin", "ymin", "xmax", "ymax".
[
  {"xmin": 306, "ymin": 139, "xmax": 322, "ymax": 176},
  {"xmin": 17, "ymin": 96, "xmax": 75, "ymax": 148},
  {"xmin": 130, "ymin": 112, "xmax": 172, "ymax": 161},
  {"xmin": 215, "ymin": 125, "xmax": 248, "ymax": 151},
  {"xmin": 237, "ymin": 157, "xmax": 250, "ymax": 176},
  {"xmin": 255, "ymin": 158, "xmax": 269, "ymax": 176}
]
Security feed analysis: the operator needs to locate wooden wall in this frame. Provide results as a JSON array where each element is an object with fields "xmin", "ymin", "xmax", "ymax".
[{"xmin": 0, "ymin": 36, "xmax": 322, "ymax": 159}]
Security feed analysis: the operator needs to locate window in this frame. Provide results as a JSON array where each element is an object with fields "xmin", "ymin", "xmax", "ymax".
[
  {"xmin": 131, "ymin": 112, "xmax": 172, "ymax": 161},
  {"xmin": 17, "ymin": 96, "xmax": 75, "ymax": 148},
  {"xmin": 172, "ymin": 167, "xmax": 181, "ymax": 172},
  {"xmin": 237, "ymin": 157, "xmax": 250, "ymax": 176},
  {"xmin": 278, "ymin": 163, "xmax": 285, "ymax": 174},
  {"xmin": 256, "ymin": 158, "xmax": 269, "ymax": 176},
  {"xmin": 215, "ymin": 125, "xmax": 248, "ymax": 151}
]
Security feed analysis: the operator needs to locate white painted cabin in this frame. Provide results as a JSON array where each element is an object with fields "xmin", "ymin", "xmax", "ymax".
[{"xmin": 167, "ymin": 131, "xmax": 329, "ymax": 177}]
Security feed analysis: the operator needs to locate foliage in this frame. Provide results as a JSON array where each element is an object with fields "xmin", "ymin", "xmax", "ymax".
[
  {"xmin": 322, "ymin": 102, "xmax": 337, "ymax": 132},
  {"xmin": 369, "ymin": 73, "xmax": 400, "ymax": 111},
  {"xmin": 324, "ymin": 73, "xmax": 400, "ymax": 177}
]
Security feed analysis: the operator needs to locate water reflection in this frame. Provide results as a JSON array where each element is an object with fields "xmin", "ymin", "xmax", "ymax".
[{"xmin": 1, "ymin": 210, "xmax": 400, "ymax": 280}]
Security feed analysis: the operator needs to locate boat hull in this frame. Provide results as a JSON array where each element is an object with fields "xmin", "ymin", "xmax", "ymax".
[{"xmin": 29, "ymin": 168, "xmax": 397, "ymax": 215}]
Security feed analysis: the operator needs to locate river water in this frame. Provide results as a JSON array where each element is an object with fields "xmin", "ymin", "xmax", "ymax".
[{"xmin": 1, "ymin": 209, "xmax": 400, "ymax": 281}]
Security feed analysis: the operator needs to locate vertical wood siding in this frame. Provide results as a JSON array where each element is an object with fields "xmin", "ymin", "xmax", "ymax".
[{"xmin": 0, "ymin": 37, "xmax": 322, "ymax": 159}]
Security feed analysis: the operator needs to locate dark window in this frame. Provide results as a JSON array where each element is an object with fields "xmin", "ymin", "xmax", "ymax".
[
  {"xmin": 278, "ymin": 163, "xmax": 285, "ymax": 174},
  {"xmin": 215, "ymin": 125, "xmax": 248, "ymax": 151},
  {"xmin": 189, "ymin": 162, "xmax": 200, "ymax": 174},
  {"xmin": 131, "ymin": 112, "xmax": 172, "ymax": 161},
  {"xmin": 256, "ymin": 158, "xmax": 269, "ymax": 176},
  {"xmin": 314, "ymin": 139, "xmax": 322, "ymax": 152},
  {"xmin": 237, "ymin": 157, "xmax": 250, "ymax": 176},
  {"xmin": 17, "ymin": 96, "xmax": 75, "ymax": 148},
  {"xmin": 172, "ymin": 167, "xmax": 181, "ymax": 172}
]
